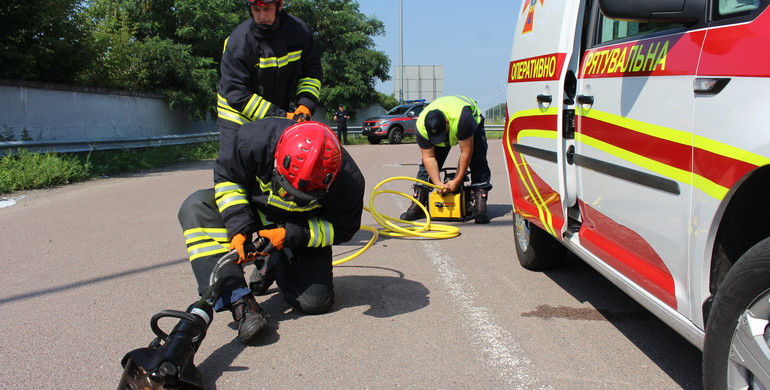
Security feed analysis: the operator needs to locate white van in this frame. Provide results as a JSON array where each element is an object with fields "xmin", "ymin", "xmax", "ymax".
[{"xmin": 505, "ymin": 0, "xmax": 770, "ymax": 387}]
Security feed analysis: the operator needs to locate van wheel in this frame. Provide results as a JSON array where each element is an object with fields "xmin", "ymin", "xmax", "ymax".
[
  {"xmin": 703, "ymin": 237, "xmax": 770, "ymax": 390},
  {"xmin": 513, "ymin": 212, "xmax": 565, "ymax": 270},
  {"xmin": 388, "ymin": 127, "xmax": 404, "ymax": 144},
  {"xmin": 367, "ymin": 136, "xmax": 382, "ymax": 144}
]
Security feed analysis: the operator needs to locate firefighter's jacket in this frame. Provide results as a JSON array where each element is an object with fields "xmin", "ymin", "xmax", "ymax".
[
  {"xmin": 213, "ymin": 118, "xmax": 365, "ymax": 250},
  {"xmin": 217, "ymin": 11, "xmax": 322, "ymax": 128}
]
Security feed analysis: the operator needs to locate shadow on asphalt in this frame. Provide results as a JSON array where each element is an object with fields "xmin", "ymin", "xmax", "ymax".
[
  {"xmin": 537, "ymin": 254, "xmax": 704, "ymax": 389},
  {"xmin": 0, "ymin": 258, "xmax": 185, "ymax": 306},
  {"xmin": 198, "ymin": 267, "xmax": 430, "ymax": 389}
]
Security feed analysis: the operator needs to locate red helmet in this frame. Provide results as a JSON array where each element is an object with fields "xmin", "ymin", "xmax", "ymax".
[{"xmin": 274, "ymin": 121, "xmax": 342, "ymax": 201}]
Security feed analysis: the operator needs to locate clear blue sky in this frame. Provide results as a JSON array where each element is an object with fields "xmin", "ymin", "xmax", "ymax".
[{"xmin": 357, "ymin": 0, "xmax": 523, "ymax": 111}]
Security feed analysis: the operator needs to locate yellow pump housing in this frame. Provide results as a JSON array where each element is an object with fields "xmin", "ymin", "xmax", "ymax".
[{"xmin": 429, "ymin": 190, "xmax": 466, "ymax": 220}]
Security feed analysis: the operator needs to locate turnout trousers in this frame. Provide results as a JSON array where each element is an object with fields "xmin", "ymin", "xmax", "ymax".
[{"xmin": 178, "ymin": 189, "xmax": 335, "ymax": 314}]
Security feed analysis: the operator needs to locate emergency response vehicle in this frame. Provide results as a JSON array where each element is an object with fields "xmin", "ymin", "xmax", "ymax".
[
  {"xmin": 505, "ymin": 0, "xmax": 770, "ymax": 388},
  {"xmin": 360, "ymin": 100, "xmax": 428, "ymax": 144}
]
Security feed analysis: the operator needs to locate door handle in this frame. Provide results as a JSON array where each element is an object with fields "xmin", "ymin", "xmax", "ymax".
[
  {"xmin": 576, "ymin": 95, "xmax": 594, "ymax": 105},
  {"xmin": 537, "ymin": 94, "xmax": 553, "ymax": 104}
]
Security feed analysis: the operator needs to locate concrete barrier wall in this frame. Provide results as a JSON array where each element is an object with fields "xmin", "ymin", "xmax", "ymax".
[
  {"xmin": 0, "ymin": 79, "xmax": 389, "ymax": 143},
  {"xmin": 0, "ymin": 79, "xmax": 216, "ymax": 142}
]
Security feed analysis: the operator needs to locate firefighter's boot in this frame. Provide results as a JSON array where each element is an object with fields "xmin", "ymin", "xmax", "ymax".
[
  {"xmin": 474, "ymin": 188, "xmax": 490, "ymax": 224},
  {"xmin": 230, "ymin": 294, "xmax": 268, "ymax": 344},
  {"xmin": 400, "ymin": 184, "xmax": 429, "ymax": 221}
]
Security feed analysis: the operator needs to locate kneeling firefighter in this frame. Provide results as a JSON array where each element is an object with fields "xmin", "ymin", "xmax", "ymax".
[
  {"xmin": 178, "ymin": 118, "xmax": 365, "ymax": 343},
  {"xmin": 400, "ymin": 95, "xmax": 492, "ymax": 224}
]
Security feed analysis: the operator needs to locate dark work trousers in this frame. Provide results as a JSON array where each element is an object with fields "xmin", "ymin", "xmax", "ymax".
[
  {"xmin": 336, "ymin": 122, "xmax": 348, "ymax": 145},
  {"xmin": 415, "ymin": 123, "xmax": 491, "ymax": 185},
  {"xmin": 177, "ymin": 189, "xmax": 335, "ymax": 314}
]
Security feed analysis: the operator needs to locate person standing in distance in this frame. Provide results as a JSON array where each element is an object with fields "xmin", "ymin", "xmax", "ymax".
[
  {"xmin": 217, "ymin": 0, "xmax": 322, "ymax": 155},
  {"xmin": 334, "ymin": 104, "xmax": 350, "ymax": 145}
]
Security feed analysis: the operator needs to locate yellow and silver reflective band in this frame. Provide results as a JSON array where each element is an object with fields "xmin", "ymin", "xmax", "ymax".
[
  {"xmin": 267, "ymin": 191, "xmax": 320, "ymax": 212},
  {"xmin": 214, "ymin": 182, "xmax": 249, "ymax": 213},
  {"xmin": 307, "ymin": 216, "xmax": 334, "ymax": 247},
  {"xmin": 296, "ymin": 77, "xmax": 321, "ymax": 99},
  {"xmin": 243, "ymin": 94, "xmax": 272, "ymax": 121},
  {"xmin": 257, "ymin": 50, "xmax": 302, "ymax": 69},
  {"xmin": 183, "ymin": 227, "xmax": 229, "ymax": 261},
  {"xmin": 217, "ymin": 94, "xmax": 248, "ymax": 125}
]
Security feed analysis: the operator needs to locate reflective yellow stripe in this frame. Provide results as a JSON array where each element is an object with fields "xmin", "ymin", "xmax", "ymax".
[
  {"xmin": 215, "ymin": 182, "xmax": 248, "ymax": 213},
  {"xmin": 217, "ymin": 94, "xmax": 248, "ymax": 125},
  {"xmin": 308, "ymin": 217, "xmax": 334, "ymax": 247},
  {"xmin": 297, "ymin": 77, "xmax": 321, "ymax": 98},
  {"xmin": 183, "ymin": 227, "xmax": 230, "ymax": 261},
  {"xmin": 506, "ymin": 108, "xmax": 558, "ymax": 237},
  {"xmin": 257, "ymin": 50, "xmax": 302, "ymax": 69},
  {"xmin": 579, "ymin": 109, "xmax": 770, "ymax": 200},
  {"xmin": 183, "ymin": 227, "xmax": 229, "ymax": 244},
  {"xmin": 187, "ymin": 241, "xmax": 229, "ymax": 261}
]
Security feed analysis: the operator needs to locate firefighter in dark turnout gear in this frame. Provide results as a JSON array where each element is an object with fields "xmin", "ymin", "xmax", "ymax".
[
  {"xmin": 178, "ymin": 118, "xmax": 365, "ymax": 344},
  {"xmin": 399, "ymin": 95, "xmax": 492, "ymax": 224},
  {"xmin": 217, "ymin": 0, "xmax": 322, "ymax": 155}
]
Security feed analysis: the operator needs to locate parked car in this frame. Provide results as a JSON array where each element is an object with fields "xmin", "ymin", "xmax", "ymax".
[{"xmin": 360, "ymin": 100, "xmax": 428, "ymax": 144}]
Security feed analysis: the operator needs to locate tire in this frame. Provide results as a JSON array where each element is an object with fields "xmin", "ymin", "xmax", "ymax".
[
  {"xmin": 513, "ymin": 212, "xmax": 566, "ymax": 270},
  {"xmin": 367, "ymin": 136, "xmax": 382, "ymax": 144},
  {"xmin": 388, "ymin": 126, "xmax": 404, "ymax": 144},
  {"xmin": 703, "ymin": 237, "xmax": 770, "ymax": 390}
]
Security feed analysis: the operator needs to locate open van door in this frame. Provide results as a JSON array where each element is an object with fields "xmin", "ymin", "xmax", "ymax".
[{"xmin": 504, "ymin": 0, "xmax": 585, "ymax": 239}]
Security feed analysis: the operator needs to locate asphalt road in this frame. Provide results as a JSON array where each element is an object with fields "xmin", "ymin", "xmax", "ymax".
[{"xmin": 0, "ymin": 139, "xmax": 703, "ymax": 389}]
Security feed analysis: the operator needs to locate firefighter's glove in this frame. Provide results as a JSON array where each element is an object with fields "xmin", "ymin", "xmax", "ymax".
[
  {"xmin": 229, "ymin": 233, "xmax": 256, "ymax": 264},
  {"xmin": 258, "ymin": 228, "xmax": 286, "ymax": 252},
  {"xmin": 291, "ymin": 105, "xmax": 312, "ymax": 122}
]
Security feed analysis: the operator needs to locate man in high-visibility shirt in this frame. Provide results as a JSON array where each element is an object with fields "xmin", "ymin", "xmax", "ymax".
[
  {"xmin": 399, "ymin": 95, "xmax": 492, "ymax": 224},
  {"xmin": 178, "ymin": 119, "xmax": 365, "ymax": 344},
  {"xmin": 216, "ymin": 0, "xmax": 322, "ymax": 156}
]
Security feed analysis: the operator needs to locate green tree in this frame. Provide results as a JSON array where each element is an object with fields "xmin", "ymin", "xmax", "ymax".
[
  {"xmin": 0, "ymin": 0, "xmax": 97, "ymax": 83},
  {"xmin": 288, "ymin": 0, "xmax": 391, "ymax": 119},
  {"xmin": 81, "ymin": 0, "xmax": 221, "ymax": 120}
]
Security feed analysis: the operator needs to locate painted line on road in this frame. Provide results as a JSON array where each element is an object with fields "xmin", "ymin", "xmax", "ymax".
[{"xmin": 420, "ymin": 240, "xmax": 551, "ymax": 389}]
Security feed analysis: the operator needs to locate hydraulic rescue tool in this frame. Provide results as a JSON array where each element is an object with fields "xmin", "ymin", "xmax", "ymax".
[
  {"xmin": 117, "ymin": 237, "xmax": 273, "ymax": 390},
  {"xmin": 426, "ymin": 167, "xmax": 484, "ymax": 222}
]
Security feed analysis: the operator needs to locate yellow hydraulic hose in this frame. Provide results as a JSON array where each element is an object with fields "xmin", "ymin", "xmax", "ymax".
[{"xmin": 332, "ymin": 176, "xmax": 461, "ymax": 266}]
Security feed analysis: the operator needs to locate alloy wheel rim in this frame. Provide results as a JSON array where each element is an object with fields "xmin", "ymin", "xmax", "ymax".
[{"xmin": 727, "ymin": 288, "xmax": 770, "ymax": 389}]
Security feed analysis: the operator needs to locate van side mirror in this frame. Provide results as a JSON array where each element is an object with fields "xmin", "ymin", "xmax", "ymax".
[{"xmin": 599, "ymin": 0, "xmax": 705, "ymax": 24}]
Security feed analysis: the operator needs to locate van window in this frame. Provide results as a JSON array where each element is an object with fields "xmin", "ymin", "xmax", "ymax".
[
  {"xmin": 715, "ymin": 0, "xmax": 760, "ymax": 17},
  {"xmin": 597, "ymin": 16, "xmax": 685, "ymax": 44}
]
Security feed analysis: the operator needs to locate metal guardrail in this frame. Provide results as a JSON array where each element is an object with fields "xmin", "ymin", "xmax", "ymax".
[
  {"xmin": 0, "ymin": 133, "xmax": 219, "ymax": 156},
  {"xmin": 0, "ymin": 125, "xmax": 504, "ymax": 156}
]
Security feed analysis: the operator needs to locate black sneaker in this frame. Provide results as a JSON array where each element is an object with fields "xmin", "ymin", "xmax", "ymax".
[{"xmin": 230, "ymin": 295, "xmax": 268, "ymax": 344}]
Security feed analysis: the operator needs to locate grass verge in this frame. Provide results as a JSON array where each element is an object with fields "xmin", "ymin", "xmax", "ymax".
[{"xmin": 0, "ymin": 142, "xmax": 218, "ymax": 195}]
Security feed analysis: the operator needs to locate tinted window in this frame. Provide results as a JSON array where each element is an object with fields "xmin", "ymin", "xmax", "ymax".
[
  {"xmin": 386, "ymin": 105, "xmax": 410, "ymax": 115},
  {"xmin": 412, "ymin": 105, "xmax": 425, "ymax": 116},
  {"xmin": 597, "ymin": 16, "xmax": 685, "ymax": 44},
  {"xmin": 714, "ymin": 0, "xmax": 760, "ymax": 18}
]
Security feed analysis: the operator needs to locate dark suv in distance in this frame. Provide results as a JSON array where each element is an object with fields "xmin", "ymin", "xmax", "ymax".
[{"xmin": 360, "ymin": 100, "xmax": 428, "ymax": 144}]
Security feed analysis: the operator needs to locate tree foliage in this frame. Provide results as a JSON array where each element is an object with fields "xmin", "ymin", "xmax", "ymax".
[
  {"xmin": 0, "ymin": 0, "xmax": 391, "ymax": 122},
  {"xmin": 280, "ymin": 0, "xmax": 391, "ymax": 119},
  {"xmin": 0, "ymin": 0, "xmax": 97, "ymax": 83}
]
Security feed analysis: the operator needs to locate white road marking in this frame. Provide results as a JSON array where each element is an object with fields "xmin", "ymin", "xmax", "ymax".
[
  {"xmin": 0, "ymin": 196, "xmax": 25, "ymax": 209},
  {"xmin": 420, "ymin": 240, "xmax": 551, "ymax": 389}
]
